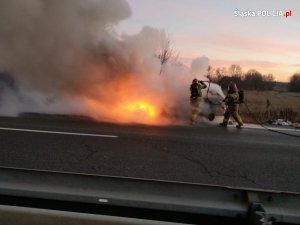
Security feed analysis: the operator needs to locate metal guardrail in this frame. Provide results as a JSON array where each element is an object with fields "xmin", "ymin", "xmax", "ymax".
[{"xmin": 0, "ymin": 166, "xmax": 299, "ymax": 225}]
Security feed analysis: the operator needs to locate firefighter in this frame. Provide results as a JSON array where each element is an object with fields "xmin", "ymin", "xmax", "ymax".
[
  {"xmin": 190, "ymin": 78, "xmax": 207, "ymax": 125},
  {"xmin": 219, "ymin": 82, "xmax": 243, "ymax": 128}
]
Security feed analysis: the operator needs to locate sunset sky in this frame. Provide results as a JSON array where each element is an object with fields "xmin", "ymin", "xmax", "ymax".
[{"xmin": 118, "ymin": 0, "xmax": 300, "ymax": 82}]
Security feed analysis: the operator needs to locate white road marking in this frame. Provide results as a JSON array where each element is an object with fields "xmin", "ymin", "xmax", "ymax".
[
  {"xmin": 0, "ymin": 127, "xmax": 118, "ymax": 138},
  {"xmin": 242, "ymin": 124, "xmax": 300, "ymax": 132}
]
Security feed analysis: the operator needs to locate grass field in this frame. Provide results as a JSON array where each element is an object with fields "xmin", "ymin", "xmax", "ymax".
[{"xmin": 239, "ymin": 91, "xmax": 300, "ymax": 123}]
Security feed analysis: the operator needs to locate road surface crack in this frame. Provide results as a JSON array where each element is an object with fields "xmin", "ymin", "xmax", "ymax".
[
  {"xmin": 214, "ymin": 171, "xmax": 258, "ymax": 185},
  {"xmin": 84, "ymin": 145, "xmax": 98, "ymax": 160},
  {"xmin": 154, "ymin": 145, "xmax": 258, "ymax": 185},
  {"xmin": 154, "ymin": 146, "xmax": 214, "ymax": 177},
  {"xmin": 181, "ymin": 155, "xmax": 214, "ymax": 177}
]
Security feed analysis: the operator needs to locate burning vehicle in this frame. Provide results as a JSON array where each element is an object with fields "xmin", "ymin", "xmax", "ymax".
[
  {"xmin": 0, "ymin": 70, "xmax": 225, "ymax": 124},
  {"xmin": 201, "ymin": 82, "xmax": 226, "ymax": 122}
]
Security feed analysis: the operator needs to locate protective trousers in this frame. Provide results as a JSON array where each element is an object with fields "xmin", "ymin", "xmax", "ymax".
[
  {"xmin": 222, "ymin": 104, "xmax": 243, "ymax": 126},
  {"xmin": 190, "ymin": 98, "xmax": 201, "ymax": 124}
]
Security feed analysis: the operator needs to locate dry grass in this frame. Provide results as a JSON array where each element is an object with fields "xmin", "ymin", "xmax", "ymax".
[{"xmin": 239, "ymin": 91, "xmax": 300, "ymax": 123}]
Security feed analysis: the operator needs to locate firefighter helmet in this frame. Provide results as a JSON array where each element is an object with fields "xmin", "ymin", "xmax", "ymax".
[{"xmin": 228, "ymin": 82, "xmax": 237, "ymax": 91}]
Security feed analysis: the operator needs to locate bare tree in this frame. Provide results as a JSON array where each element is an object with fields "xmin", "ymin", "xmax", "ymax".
[
  {"xmin": 156, "ymin": 30, "xmax": 178, "ymax": 75},
  {"xmin": 289, "ymin": 72, "xmax": 300, "ymax": 92},
  {"xmin": 244, "ymin": 69, "xmax": 264, "ymax": 90},
  {"xmin": 207, "ymin": 65, "xmax": 214, "ymax": 77},
  {"xmin": 228, "ymin": 64, "xmax": 243, "ymax": 77}
]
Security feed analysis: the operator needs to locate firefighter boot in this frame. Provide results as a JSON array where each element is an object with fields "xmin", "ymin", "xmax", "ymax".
[
  {"xmin": 219, "ymin": 122, "xmax": 227, "ymax": 128},
  {"xmin": 236, "ymin": 123, "xmax": 243, "ymax": 129}
]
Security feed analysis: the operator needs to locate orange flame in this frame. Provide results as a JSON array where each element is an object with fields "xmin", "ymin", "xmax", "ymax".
[
  {"xmin": 124, "ymin": 101, "xmax": 157, "ymax": 118},
  {"xmin": 85, "ymin": 94, "xmax": 164, "ymax": 125},
  {"xmin": 112, "ymin": 98, "xmax": 161, "ymax": 124},
  {"xmin": 84, "ymin": 75, "xmax": 169, "ymax": 125}
]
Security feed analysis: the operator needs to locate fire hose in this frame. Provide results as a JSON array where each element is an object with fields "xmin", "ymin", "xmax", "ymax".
[
  {"xmin": 201, "ymin": 78, "xmax": 300, "ymax": 137},
  {"xmin": 202, "ymin": 78, "xmax": 223, "ymax": 106}
]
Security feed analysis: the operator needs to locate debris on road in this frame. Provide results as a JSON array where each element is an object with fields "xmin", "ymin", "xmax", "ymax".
[{"xmin": 267, "ymin": 119, "xmax": 300, "ymax": 129}]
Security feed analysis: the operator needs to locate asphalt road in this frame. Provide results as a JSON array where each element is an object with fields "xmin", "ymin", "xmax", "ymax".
[{"xmin": 0, "ymin": 115, "xmax": 300, "ymax": 193}]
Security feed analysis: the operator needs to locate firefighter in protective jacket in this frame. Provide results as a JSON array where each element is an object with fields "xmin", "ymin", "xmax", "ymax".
[
  {"xmin": 220, "ymin": 82, "xmax": 243, "ymax": 128},
  {"xmin": 190, "ymin": 78, "xmax": 207, "ymax": 125}
]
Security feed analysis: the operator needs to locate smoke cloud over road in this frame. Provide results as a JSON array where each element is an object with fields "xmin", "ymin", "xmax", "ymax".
[{"xmin": 0, "ymin": 0, "xmax": 224, "ymax": 124}]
